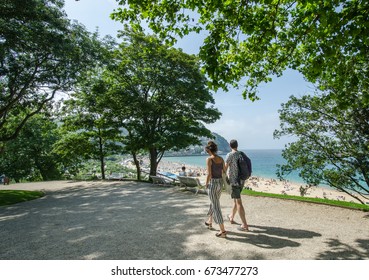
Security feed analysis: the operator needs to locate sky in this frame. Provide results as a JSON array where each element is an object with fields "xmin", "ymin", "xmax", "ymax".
[{"xmin": 63, "ymin": 0, "xmax": 313, "ymax": 150}]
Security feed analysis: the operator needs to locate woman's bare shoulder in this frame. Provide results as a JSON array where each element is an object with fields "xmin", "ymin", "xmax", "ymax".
[{"xmin": 213, "ymin": 155, "xmax": 224, "ymax": 164}]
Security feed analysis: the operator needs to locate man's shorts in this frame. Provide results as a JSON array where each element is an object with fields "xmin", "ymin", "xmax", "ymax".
[{"xmin": 231, "ymin": 180, "xmax": 245, "ymax": 199}]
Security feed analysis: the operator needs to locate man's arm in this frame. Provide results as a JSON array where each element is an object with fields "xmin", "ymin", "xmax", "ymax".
[{"xmin": 224, "ymin": 153, "xmax": 231, "ymax": 172}]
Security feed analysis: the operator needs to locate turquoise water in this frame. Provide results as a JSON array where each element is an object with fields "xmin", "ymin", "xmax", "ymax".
[{"xmin": 163, "ymin": 149, "xmax": 305, "ymax": 185}]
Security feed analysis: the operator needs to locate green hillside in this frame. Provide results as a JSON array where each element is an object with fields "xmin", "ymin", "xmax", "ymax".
[{"xmin": 165, "ymin": 132, "xmax": 230, "ymax": 156}]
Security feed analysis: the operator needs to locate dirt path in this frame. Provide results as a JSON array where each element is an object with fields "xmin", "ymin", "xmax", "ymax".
[{"xmin": 0, "ymin": 180, "xmax": 368, "ymax": 259}]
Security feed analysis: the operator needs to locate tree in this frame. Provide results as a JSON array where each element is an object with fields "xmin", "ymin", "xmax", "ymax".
[
  {"xmin": 55, "ymin": 78, "xmax": 123, "ymax": 180},
  {"xmin": 274, "ymin": 93, "xmax": 369, "ymax": 204},
  {"xmin": 112, "ymin": 0, "xmax": 369, "ymax": 104},
  {"xmin": 103, "ymin": 28, "xmax": 221, "ymax": 178},
  {"xmin": 0, "ymin": 114, "xmax": 63, "ymax": 182},
  {"xmin": 0, "ymin": 0, "xmax": 104, "ymax": 143}
]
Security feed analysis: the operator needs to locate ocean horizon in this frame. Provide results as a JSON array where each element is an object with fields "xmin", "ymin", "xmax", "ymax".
[{"xmin": 163, "ymin": 149, "xmax": 307, "ymax": 185}]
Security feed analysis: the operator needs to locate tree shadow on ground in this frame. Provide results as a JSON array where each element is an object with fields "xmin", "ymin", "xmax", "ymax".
[
  {"xmin": 0, "ymin": 182, "xmax": 219, "ymax": 259},
  {"xmin": 317, "ymin": 238, "xmax": 369, "ymax": 259},
  {"xmin": 0, "ymin": 182, "xmax": 365, "ymax": 260},
  {"xmin": 225, "ymin": 225, "xmax": 321, "ymax": 250}
]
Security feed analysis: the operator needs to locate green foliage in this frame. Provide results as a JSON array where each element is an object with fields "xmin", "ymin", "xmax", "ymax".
[
  {"xmin": 0, "ymin": 190, "xmax": 44, "ymax": 206},
  {"xmin": 52, "ymin": 132, "xmax": 92, "ymax": 176},
  {"xmin": 165, "ymin": 132, "xmax": 229, "ymax": 156},
  {"xmin": 56, "ymin": 73, "xmax": 123, "ymax": 179},
  {"xmin": 112, "ymin": 0, "xmax": 369, "ymax": 104},
  {"xmin": 0, "ymin": 0, "xmax": 106, "ymax": 142},
  {"xmin": 75, "ymin": 156, "xmax": 137, "ymax": 180},
  {"xmin": 274, "ymin": 93, "xmax": 369, "ymax": 204},
  {"xmin": 0, "ymin": 114, "xmax": 63, "ymax": 182},
  {"xmin": 102, "ymin": 27, "xmax": 221, "ymax": 175}
]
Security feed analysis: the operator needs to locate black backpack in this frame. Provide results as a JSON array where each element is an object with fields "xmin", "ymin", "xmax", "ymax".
[{"xmin": 237, "ymin": 151, "xmax": 252, "ymax": 181}]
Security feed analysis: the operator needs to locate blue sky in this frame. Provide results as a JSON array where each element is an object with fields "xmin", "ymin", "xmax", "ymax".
[{"xmin": 64, "ymin": 0, "xmax": 313, "ymax": 149}]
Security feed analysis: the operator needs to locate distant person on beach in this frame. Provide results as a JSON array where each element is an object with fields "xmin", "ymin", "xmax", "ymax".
[
  {"xmin": 179, "ymin": 166, "xmax": 187, "ymax": 176},
  {"xmin": 225, "ymin": 139, "xmax": 249, "ymax": 231},
  {"xmin": 204, "ymin": 141, "xmax": 227, "ymax": 238},
  {"xmin": 1, "ymin": 174, "xmax": 9, "ymax": 185}
]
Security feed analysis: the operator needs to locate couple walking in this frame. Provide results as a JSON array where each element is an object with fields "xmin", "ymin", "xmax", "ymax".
[{"xmin": 204, "ymin": 139, "xmax": 249, "ymax": 238}]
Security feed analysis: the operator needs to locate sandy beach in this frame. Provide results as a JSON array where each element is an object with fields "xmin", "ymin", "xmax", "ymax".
[
  {"xmin": 157, "ymin": 159, "xmax": 369, "ymax": 205},
  {"xmin": 245, "ymin": 176, "xmax": 369, "ymax": 204}
]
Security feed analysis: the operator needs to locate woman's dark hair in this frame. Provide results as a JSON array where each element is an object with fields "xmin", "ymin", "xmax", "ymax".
[{"xmin": 205, "ymin": 141, "xmax": 218, "ymax": 153}]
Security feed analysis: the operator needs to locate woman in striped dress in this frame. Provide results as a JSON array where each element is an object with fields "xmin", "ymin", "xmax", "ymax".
[{"xmin": 204, "ymin": 141, "xmax": 227, "ymax": 238}]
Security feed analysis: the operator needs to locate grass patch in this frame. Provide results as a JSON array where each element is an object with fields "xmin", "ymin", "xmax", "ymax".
[
  {"xmin": 0, "ymin": 190, "xmax": 45, "ymax": 206},
  {"xmin": 242, "ymin": 189, "xmax": 369, "ymax": 211}
]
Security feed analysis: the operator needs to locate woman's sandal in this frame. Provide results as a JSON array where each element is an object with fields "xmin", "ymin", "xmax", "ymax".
[
  {"xmin": 227, "ymin": 215, "xmax": 237, "ymax": 224},
  {"xmin": 205, "ymin": 221, "xmax": 213, "ymax": 229},
  {"xmin": 237, "ymin": 226, "xmax": 249, "ymax": 232},
  {"xmin": 215, "ymin": 231, "xmax": 227, "ymax": 238}
]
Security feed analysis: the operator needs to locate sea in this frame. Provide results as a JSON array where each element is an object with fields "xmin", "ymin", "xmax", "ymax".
[{"xmin": 163, "ymin": 149, "xmax": 306, "ymax": 185}]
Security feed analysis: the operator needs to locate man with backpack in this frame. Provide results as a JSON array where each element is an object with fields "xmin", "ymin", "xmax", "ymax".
[{"xmin": 225, "ymin": 139, "xmax": 251, "ymax": 232}]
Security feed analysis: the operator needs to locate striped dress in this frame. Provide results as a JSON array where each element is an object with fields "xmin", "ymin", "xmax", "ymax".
[{"xmin": 207, "ymin": 157, "xmax": 224, "ymax": 224}]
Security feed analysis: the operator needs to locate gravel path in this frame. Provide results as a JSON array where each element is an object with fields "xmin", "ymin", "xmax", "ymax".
[{"xmin": 0, "ymin": 180, "xmax": 368, "ymax": 260}]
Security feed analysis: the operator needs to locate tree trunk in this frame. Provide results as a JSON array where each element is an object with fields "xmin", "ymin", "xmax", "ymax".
[
  {"xmin": 131, "ymin": 152, "xmax": 141, "ymax": 180},
  {"xmin": 149, "ymin": 148, "xmax": 158, "ymax": 176},
  {"xmin": 98, "ymin": 135, "xmax": 105, "ymax": 179},
  {"xmin": 100, "ymin": 155, "xmax": 105, "ymax": 179}
]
